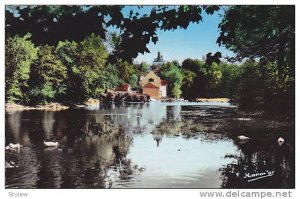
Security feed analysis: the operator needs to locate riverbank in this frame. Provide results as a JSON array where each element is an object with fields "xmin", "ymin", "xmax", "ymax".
[
  {"xmin": 5, "ymin": 98, "xmax": 103, "ymax": 112},
  {"xmin": 5, "ymin": 100, "xmax": 294, "ymax": 123},
  {"xmin": 5, "ymin": 102, "xmax": 69, "ymax": 112},
  {"xmin": 196, "ymin": 98, "xmax": 230, "ymax": 103}
]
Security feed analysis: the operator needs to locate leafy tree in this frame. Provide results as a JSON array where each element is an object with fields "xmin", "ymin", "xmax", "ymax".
[
  {"xmin": 137, "ymin": 62, "xmax": 150, "ymax": 75},
  {"xmin": 129, "ymin": 74, "xmax": 139, "ymax": 90},
  {"xmin": 218, "ymin": 6, "xmax": 294, "ymax": 116},
  {"xmin": 6, "ymin": 6, "xmax": 109, "ymax": 45},
  {"xmin": 181, "ymin": 58, "xmax": 209, "ymax": 99},
  {"xmin": 99, "ymin": 63, "xmax": 122, "ymax": 91},
  {"xmin": 5, "ymin": 34, "xmax": 38, "ymax": 103},
  {"xmin": 171, "ymin": 83, "xmax": 182, "ymax": 99},
  {"xmin": 106, "ymin": 31, "xmax": 121, "ymax": 52},
  {"xmin": 6, "ymin": 5, "xmax": 219, "ymax": 62},
  {"xmin": 56, "ymin": 38, "xmax": 121, "ymax": 103},
  {"xmin": 28, "ymin": 45, "xmax": 67, "ymax": 104},
  {"xmin": 55, "ymin": 40, "xmax": 79, "ymax": 103},
  {"xmin": 204, "ymin": 63, "xmax": 222, "ymax": 97},
  {"xmin": 235, "ymin": 61, "xmax": 262, "ymax": 110},
  {"xmin": 76, "ymin": 34, "xmax": 109, "ymax": 99},
  {"xmin": 181, "ymin": 58, "xmax": 199, "ymax": 73},
  {"xmin": 117, "ymin": 60, "xmax": 136, "ymax": 84},
  {"xmin": 182, "ymin": 69, "xmax": 196, "ymax": 89},
  {"xmin": 218, "ymin": 5, "xmax": 295, "ymax": 81},
  {"xmin": 161, "ymin": 61, "xmax": 183, "ymax": 98},
  {"xmin": 217, "ymin": 62, "xmax": 240, "ymax": 98},
  {"xmin": 56, "ymin": 40, "xmax": 78, "ymax": 69}
]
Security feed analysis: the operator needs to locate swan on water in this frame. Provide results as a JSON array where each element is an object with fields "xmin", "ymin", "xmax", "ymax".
[
  {"xmin": 44, "ymin": 141, "xmax": 59, "ymax": 147},
  {"xmin": 237, "ymin": 135, "xmax": 250, "ymax": 140},
  {"xmin": 278, "ymin": 137, "xmax": 284, "ymax": 146},
  {"xmin": 5, "ymin": 143, "xmax": 21, "ymax": 150}
]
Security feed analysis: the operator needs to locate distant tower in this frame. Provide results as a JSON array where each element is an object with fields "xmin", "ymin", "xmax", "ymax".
[
  {"xmin": 153, "ymin": 51, "xmax": 164, "ymax": 65},
  {"xmin": 152, "ymin": 52, "xmax": 165, "ymax": 76}
]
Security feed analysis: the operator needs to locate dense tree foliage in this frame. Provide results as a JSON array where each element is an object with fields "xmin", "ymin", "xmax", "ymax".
[
  {"xmin": 76, "ymin": 34, "xmax": 109, "ymax": 99},
  {"xmin": 28, "ymin": 45, "xmax": 67, "ymax": 104},
  {"xmin": 99, "ymin": 63, "xmax": 122, "ymax": 92},
  {"xmin": 5, "ymin": 34, "xmax": 38, "ymax": 103},
  {"xmin": 181, "ymin": 59, "xmax": 209, "ymax": 99},
  {"xmin": 54, "ymin": 35, "xmax": 109, "ymax": 103},
  {"xmin": 55, "ymin": 40, "xmax": 80, "ymax": 103},
  {"xmin": 218, "ymin": 6, "xmax": 295, "ymax": 80},
  {"xmin": 5, "ymin": 33, "xmax": 152, "ymax": 104},
  {"xmin": 161, "ymin": 61, "xmax": 183, "ymax": 98},
  {"xmin": 218, "ymin": 5, "xmax": 294, "ymax": 116},
  {"xmin": 215, "ymin": 62, "xmax": 240, "ymax": 99},
  {"xmin": 236, "ymin": 61, "xmax": 294, "ymax": 116},
  {"xmin": 6, "ymin": 5, "xmax": 219, "ymax": 62}
]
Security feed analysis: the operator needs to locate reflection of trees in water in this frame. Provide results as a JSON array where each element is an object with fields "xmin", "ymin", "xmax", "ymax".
[
  {"xmin": 5, "ymin": 147, "xmax": 40, "ymax": 188},
  {"xmin": 5, "ymin": 104, "xmax": 294, "ymax": 188},
  {"xmin": 79, "ymin": 133, "xmax": 132, "ymax": 165},
  {"xmin": 42, "ymin": 111, "xmax": 55, "ymax": 140},
  {"xmin": 177, "ymin": 105, "xmax": 295, "ymax": 188},
  {"xmin": 166, "ymin": 105, "xmax": 181, "ymax": 121},
  {"xmin": 59, "ymin": 112, "xmax": 144, "ymax": 188},
  {"xmin": 152, "ymin": 117, "xmax": 229, "ymax": 145},
  {"xmin": 6, "ymin": 112, "xmax": 22, "ymax": 142},
  {"xmin": 6, "ymin": 108, "xmax": 147, "ymax": 188},
  {"xmin": 94, "ymin": 103, "xmax": 165, "ymax": 136},
  {"xmin": 153, "ymin": 133, "xmax": 162, "ymax": 147},
  {"xmin": 35, "ymin": 148, "xmax": 64, "ymax": 188},
  {"xmin": 67, "ymin": 133, "xmax": 132, "ymax": 188},
  {"xmin": 151, "ymin": 105, "xmax": 233, "ymax": 146},
  {"xmin": 219, "ymin": 140, "xmax": 294, "ymax": 188},
  {"xmin": 154, "ymin": 119, "xmax": 183, "ymax": 136}
]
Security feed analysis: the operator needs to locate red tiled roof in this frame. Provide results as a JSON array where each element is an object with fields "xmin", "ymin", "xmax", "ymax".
[
  {"xmin": 161, "ymin": 80, "xmax": 167, "ymax": 86},
  {"xmin": 116, "ymin": 83, "xmax": 130, "ymax": 91},
  {"xmin": 143, "ymin": 83, "xmax": 159, "ymax": 89}
]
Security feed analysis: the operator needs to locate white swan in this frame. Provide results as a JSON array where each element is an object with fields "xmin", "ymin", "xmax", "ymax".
[
  {"xmin": 237, "ymin": 135, "xmax": 250, "ymax": 140},
  {"xmin": 5, "ymin": 143, "xmax": 21, "ymax": 150},
  {"xmin": 44, "ymin": 141, "xmax": 59, "ymax": 147},
  {"xmin": 5, "ymin": 161, "xmax": 19, "ymax": 169},
  {"xmin": 278, "ymin": 137, "xmax": 284, "ymax": 146}
]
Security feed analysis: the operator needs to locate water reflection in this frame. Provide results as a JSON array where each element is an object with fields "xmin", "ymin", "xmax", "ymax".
[
  {"xmin": 5, "ymin": 102, "xmax": 294, "ymax": 188},
  {"xmin": 42, "ymin": 111, "xmax": 55, "ymax": 140},
  {"xmin": 220, "ymin": 130, "xmax": 295, "ymax": 188},
  {"xmin": 6, "ymin": 112, "xmax": 22, "ymax": 142}
]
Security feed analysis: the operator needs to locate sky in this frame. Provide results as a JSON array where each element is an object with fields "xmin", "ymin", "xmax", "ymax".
[{"xmin": 121, "ymin": 6, "xmax": 234, "ymax": 64}]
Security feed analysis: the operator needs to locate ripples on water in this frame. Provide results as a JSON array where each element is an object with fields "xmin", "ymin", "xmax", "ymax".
[{"xmin": 5, "ymin": 102, "xmax": 294, "ymax": 188}]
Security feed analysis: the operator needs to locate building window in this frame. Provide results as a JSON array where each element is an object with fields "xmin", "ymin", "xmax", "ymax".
[{"xmin": 149, "ymin": 78, "xmax": 154, "ymax": 82}]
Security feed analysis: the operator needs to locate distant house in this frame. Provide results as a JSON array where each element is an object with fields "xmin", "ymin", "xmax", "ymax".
[
  {"xmin": 140, "ymin": 71, "xmax": 167, "ymax": 100},
  {"xmin": 115, "ymin": 83, "xmax": 131, "ymax": 92}
]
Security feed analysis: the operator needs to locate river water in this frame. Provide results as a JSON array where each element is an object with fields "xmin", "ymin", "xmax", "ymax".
[{"xmin": 5, "ymin": 102, "xmax": 294, "ymax": 188}]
